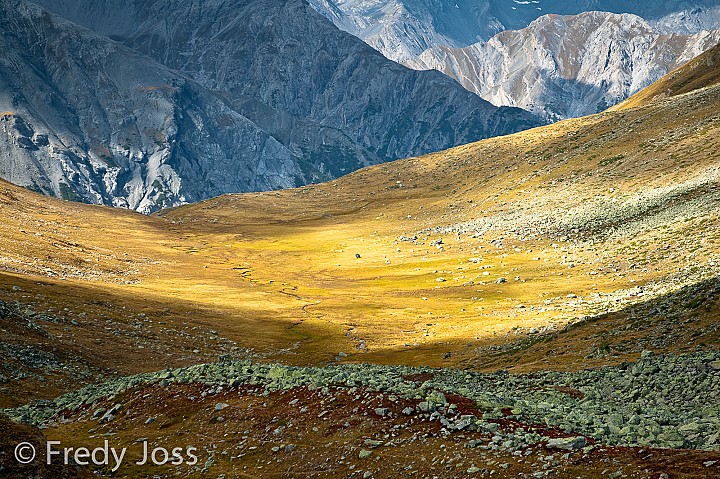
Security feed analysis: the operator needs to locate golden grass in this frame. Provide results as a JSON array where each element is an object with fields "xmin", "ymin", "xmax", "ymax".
[{"xmin": 1, "ymin": 55, "xmax": 720, "ymax": 404}]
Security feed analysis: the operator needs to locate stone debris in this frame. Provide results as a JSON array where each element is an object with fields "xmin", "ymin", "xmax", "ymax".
[{"xmin": 5, "ymin": 351, "xmax": 720, "ymax": 452}]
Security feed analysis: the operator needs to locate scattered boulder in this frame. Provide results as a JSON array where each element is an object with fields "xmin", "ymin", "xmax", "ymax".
[
  {"xmin": 546, "ymin": 436, "xmax": 587, "ymax": 451},
  {"xmin": 374, "ymin": 407, "xmax": 390, "ymax": 417},
  {"xmin": 363, "ymin": 439, "xmax": 384, "ymax": 448}
]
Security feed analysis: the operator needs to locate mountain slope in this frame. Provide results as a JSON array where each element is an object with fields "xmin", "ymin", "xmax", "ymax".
[
  {"xmin": 0, "ymin": 0, "xmax": 318, "ymax": 212},
  {"xmin": 614, "ymin": 41, "xmax": 720, "ymax": 109},
  {"xmin": 28, "ymin": 0, "xmax": 541, "ymax": 175},
  {"xmin": 158, "ymin": 41, "xmax": 720, "ymax": 374},
  {"xmin": 123, "ymin": 0, "xmax": 540, "ymax": 160},
  {"xmin": 416, "ymin": 12, "xmax": 720, "ymax": 121}
]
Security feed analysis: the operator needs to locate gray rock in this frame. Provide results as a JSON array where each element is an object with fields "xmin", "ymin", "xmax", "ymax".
[
  {"xmin": 417, "ymin": 401, "xmax": 432, "ymax": 412},
  {"xmin": 374, "ymin": 407, "xmax": 390, "ymax": 417},
  {"xmin": 363, "ymin": 439, "xmax": 384, "ymax": 448},
  {"xmin": 546, "ymin": 436, "xmax": 587, "ymax": 451},
  {"xmin": 91, "ymin": 407, "xmax": 107, "ymax": 419}
]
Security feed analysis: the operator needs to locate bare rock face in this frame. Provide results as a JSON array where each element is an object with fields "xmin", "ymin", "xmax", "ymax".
[
  {"xmin": 2, "ymin": 0, "xmax": 540, "ymax": 212},
  {"xmin": 417, "ymin": 12, "xmax": 720, "ymax": 121},
  {"xmin": 1, "ymin": 1, "xmax": 305, "ymax": 213},
  {"xmin": 307, "ymin": 1, "xmax": 720, "ymax": 121}
]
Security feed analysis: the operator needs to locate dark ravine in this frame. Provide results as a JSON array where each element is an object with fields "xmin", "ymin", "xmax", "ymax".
[{"xmin": 0, "ymin": 0, "xmax": 541, "ymax": 213}]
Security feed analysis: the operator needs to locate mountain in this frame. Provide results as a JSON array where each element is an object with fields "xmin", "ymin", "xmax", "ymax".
[
  {"xmin": 308, "ymin": 1, "xmax": 720, "ymax": 121},
  {"xmin": 613, "ymin": 38, "xmax": 720, "ymax": 109},
  {"xmin": 1, "ymin": 0, "xmax": 316, "ymax": 212},
  {"xmin": 307, "ymin": 0, "xmax": 720, "ymax": 65},
  {"xmin": 8, "ymin": 0, "xmax": 540, "ymax": 213},
  {"xmin": 416, "ymin": 12, "xmax": 720, "ymax": 121}
]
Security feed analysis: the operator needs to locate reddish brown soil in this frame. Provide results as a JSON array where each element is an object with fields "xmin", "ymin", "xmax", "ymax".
[{"xmin": 22, "ymin": 382, "xmax": 720, "ymax": 479}]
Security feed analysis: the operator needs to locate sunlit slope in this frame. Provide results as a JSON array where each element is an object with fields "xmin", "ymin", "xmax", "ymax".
[
  {"xmin": 161, "ymin": 45, "xmax": 720, "ymax": 371},
  {"xmin": 0, "ymin": 180, "xmax": 345, "ymax": 407},
  {"xmin": 1, "ymin": 43, "xmax": 720, "ymax": 410}
]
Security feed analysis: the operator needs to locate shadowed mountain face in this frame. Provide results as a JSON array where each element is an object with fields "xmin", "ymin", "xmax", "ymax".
[
  {"xmin": 0, "ymin": 0, "xmax": 541, "ymax": 213},
  {"xmin": 1, "ymin": 0, "xmax": 308, "ymax": 212},
  {"xmin": 103, "ymin": 0, "xmax": 540, "ymax": 160}
]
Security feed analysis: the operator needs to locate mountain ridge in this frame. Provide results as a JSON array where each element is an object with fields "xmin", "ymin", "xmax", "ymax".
[
  {"xmin": 416, "ymin": 11, "xmax": 720, "ymax": 121},
  {"xmin": 307, "ymin": 0, "xmax": 720, "ymax": 63},
  {"xmin": 308, "ymin": 1, "xmax": 720, "ymax": 121}
]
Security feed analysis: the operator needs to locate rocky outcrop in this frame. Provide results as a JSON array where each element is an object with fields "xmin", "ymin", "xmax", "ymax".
[{"xmin": 7, "ymin": 350, "xmax": 720, "ymax": 450}]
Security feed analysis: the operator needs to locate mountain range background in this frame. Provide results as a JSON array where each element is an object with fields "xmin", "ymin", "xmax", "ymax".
[
  {"xmin": 1, "ymin": 0, "xmax": 720, "ymax": 213},
  {"xmin": 308, "ymin": 0, "xmax": 720, "ymax": 120}
]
